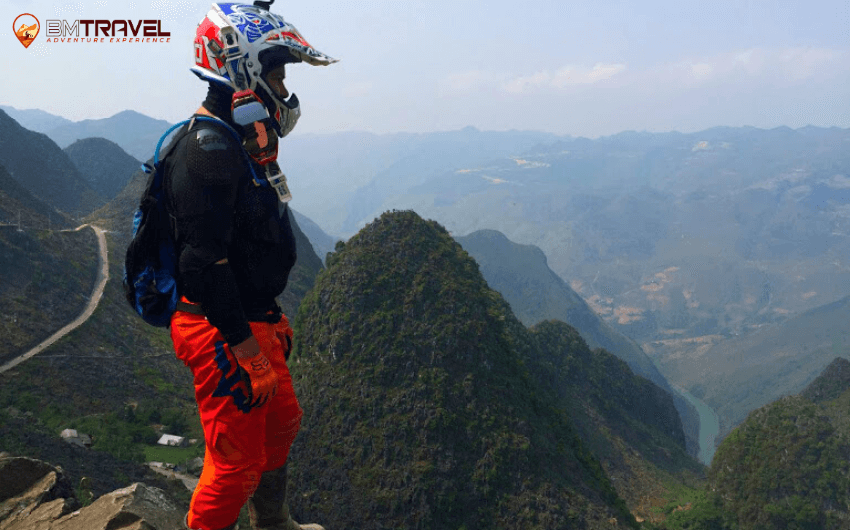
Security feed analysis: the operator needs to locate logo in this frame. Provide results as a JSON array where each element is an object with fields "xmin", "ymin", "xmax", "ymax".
[
  {"xmin": 197, "ymin": 129, "xmax": 228, "ymax": 151},
  {"xmin": 13, "ymin": 13, "xmax": 39, "ymax": 48}
]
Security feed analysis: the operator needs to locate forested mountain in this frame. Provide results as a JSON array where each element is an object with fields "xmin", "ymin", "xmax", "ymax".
[
  {"xmin": 288, "ymin": 210, "xmax": 701, "ymax": 528},
  {"xmin": 0, "ymin": 226, "xmax": 98, "ymax": 365},
  {"xmin": 801, "ymin": 357, "xmax": 850, "ymax": 403},
  {"xmin": 64, "ymin": 138, "xmax": 141, "ymax": 202},
  {"xmin": 292, "ymin": 208, "xmax": 338, "ymax": 264}
]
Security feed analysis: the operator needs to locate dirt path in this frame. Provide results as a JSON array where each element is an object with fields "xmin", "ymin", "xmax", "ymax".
[
  {"xmin": 147, "ymin": 463, "xmax": 200, "ymax": 492},
  {"xmin": 0, "ymin": 225, "xmax": 109, "ymax": 374}
]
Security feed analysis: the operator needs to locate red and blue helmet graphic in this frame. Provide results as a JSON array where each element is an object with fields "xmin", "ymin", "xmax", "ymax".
[
  {"xmin": 193, "ymin": 2, "xmax": 336, "ymax": 88},
  {"xmin": 218, "ymin": 3, "xmax": 283, "ymax": 44}
]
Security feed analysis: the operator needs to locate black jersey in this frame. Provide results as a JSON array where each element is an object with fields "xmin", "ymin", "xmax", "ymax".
[{"xmin": 163, "ymin": 116, "xmax": 296, "ymax": 346}]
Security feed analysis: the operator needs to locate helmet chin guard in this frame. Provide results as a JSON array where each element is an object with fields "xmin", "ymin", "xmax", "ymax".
[
  {"xmin": 269, "ymin": 92, "xmax": 300, "ymax": 137},
  {"xmin": 231, "ymin": 89, "xmax": 292, "ymax": 203}
]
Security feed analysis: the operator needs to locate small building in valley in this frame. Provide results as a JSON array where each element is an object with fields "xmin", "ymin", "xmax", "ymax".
[
  {"xmin": 157, "ymin": 434, "xmax": 187, "ymax": 447},
  {"xmin": 60, "ymin": 428, "xmax": 92, "ymax": 449}
]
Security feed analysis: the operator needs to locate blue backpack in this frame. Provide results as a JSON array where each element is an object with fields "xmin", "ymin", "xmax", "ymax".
[{"xmin": 123, "ymin": 116, "xmax": 259, "ymax": 326}]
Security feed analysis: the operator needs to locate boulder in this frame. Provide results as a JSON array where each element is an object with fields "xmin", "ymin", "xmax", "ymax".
[
  {"xmin": 0, "ymin": 456, "xmax": 185, "ymax": 530},
  {"xmin": 0, "ymin": 456, "xmax": 77, "ymax": 526},
  {"xmin": 51, "ymin": 483, "xmax": 184, "ymax": 530}
]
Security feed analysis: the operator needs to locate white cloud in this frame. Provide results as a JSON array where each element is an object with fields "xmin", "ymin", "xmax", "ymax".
[
  {"xmin": 502, "ymin": 63, "xmax": 626, "ymax": 94},
  {"xmin": 583, "ymin": 63, "xmax": 626, "ymax": 83},
  {"xmin": 677, "ymin": 47, "xmax": 844, "ymax": 84}
]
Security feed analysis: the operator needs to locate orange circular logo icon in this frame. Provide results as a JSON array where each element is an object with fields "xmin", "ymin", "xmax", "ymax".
[{"xmin": 14, "ymin": 14, "xmax": 39, "ymax": 48}]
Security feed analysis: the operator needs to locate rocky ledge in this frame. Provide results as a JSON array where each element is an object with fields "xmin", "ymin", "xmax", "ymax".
[{"xmin": 0, "ymin": 455, "xmax": 185, "ymax": 530}]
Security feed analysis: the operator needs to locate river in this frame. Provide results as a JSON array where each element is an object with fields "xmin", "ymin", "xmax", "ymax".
[{"xmin": 672, "ymin": 385, "xmax": 721, "ymax": 465}]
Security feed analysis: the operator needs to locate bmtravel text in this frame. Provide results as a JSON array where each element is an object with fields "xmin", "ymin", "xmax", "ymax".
[{"xmin": 45, "ymin": 19, "xmax": 170, "ymax": 38}]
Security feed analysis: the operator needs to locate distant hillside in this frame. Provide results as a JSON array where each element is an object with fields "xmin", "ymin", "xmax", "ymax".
[
  {"xmin": 0, "ymin": 163, "xmax": 69, "ymax": 229},
  {"xmin": 456, "ymin": 229, "xmax": 701, "ymax": 455},
  {"xmin": 289, "ymin": 210, "xmax": 703, "ymax": 528},
  {"xmin": 526, "ymin": 320, "xmax": 703, "ymax": 522},
  {"xmin": 277, "ymin": 206, "xmax": 324, "ymax": 319},
  {"xmin": 800, "ymin": 357, "xmax": 850, "ymax": 404},
  {"xmin": 299, "ymin": 126, "xmax": 850, "ymax": 360},
  {"xmin": 0, "ymin": 105, "xmax": 73, "ymax": 132},
  {"xmin": 85, "ymin": 167, "xmax": 147, "ymax": 233},
  {"xmin": 671, "ymin": 294, "xmax": 850, "ymax": 440},
  {"xmin": 0, "ymin": 109, "xmax": 103, "ymax": 217},
  {"xmin": 279, "ymin": 128, "xmax": 562, "ymax": 235},
  {"xmin": 44, "ymin": 110, "xmax": 172, "ymax": 162},
  {"xmin": 291, "ymin": 208, "xmax": 337, "ymax": 264},
  {"xmin": 64, "ymin": 138, "xmax": 140, "ymax": 202}
]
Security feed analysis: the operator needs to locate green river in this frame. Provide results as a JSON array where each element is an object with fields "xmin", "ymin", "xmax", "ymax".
[{"xmin": 672, "ymin": 385, "xmax": 721, "ymax": 465}]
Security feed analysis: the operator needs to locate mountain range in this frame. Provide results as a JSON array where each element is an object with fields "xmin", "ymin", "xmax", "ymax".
[
  {"xmin": 0, "ymin": 109, "xmax": 102, "ymax": 217},
  {"xmin": 3, "ymin": 105, "xmax": 848, "ymax": 528},
  {"xmin": 1, "ymin": 107, "xmax": 172, "ymax": 162},
  {"xmin": 276, "ymin": 122, "xmax": 850, "ymax": 451},
  {"xmin": 0, "ymin": 163, "xmax": 65, "ymax": 229}
]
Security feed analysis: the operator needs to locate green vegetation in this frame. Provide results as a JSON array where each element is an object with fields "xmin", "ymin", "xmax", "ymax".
[
  {"xmin": 709, "ymin": 395, "xmax": 850, "ymax": 529},
  {"xmin": 290, "ymin": 211, "xmax": 651, "ymax": 529},
  {"xmin": 143, "ymin": 444, "xmax": 203, "ymax": 465},
  {"xmin": 651, "ymin": 359, "xmax": 850, "ymax": 529},
  {"xmin": 0, "ymin": 227, "xmax": 98, "ymax": 364},
  {"xmin": 0, "ymin": 232, "xmax": 202, "ymax": 470}
]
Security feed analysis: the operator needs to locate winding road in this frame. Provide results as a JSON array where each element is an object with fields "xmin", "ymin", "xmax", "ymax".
[{"xmin": 0, "ymin": 224, "xmax": 109, "ymax": 374}]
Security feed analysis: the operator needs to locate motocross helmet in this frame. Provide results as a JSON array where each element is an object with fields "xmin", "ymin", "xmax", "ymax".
[{"xmin": 191, "ymin": 2, "xmax": 337, "ymax": 137}]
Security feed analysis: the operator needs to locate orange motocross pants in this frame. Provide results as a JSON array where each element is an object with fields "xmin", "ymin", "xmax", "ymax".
[{"xmin": 170, "ymin": 307, "xmax": 303, "ymax": 530}]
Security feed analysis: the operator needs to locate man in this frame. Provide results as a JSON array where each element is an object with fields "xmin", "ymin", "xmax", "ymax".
[{"xmin": 164, "ymin": 3, "xmax": 336, "ymax": 529}]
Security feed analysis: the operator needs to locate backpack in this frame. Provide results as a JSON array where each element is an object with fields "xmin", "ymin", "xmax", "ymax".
[{"xmin": 123, "ymin": 116, "xmax": 256, "ymax": 326}]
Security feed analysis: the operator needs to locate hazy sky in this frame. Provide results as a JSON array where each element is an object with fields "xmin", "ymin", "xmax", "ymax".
[{"xmin": 4, "ymin": 0, "xmax": 849, "ymax": 137}]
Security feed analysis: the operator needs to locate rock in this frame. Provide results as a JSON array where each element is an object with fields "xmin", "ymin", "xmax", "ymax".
[
  {"xmin": 0, "ymin": 456, "xmax": 77, "ymax": 526},
  {"xmin": 186, "ymin": 458, "xmax": 204, "ymax": 477},
  {"xmin": 51, "ymin": 483, "xmax": 184, "ymax": 530},
  {"xmin": 0, "ymin": 456, "xmax": 185, "ymax": 530}
]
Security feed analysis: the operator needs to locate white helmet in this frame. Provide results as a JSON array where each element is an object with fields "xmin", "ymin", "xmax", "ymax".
[{"xmin": 191, "ymin": 2, "xmax": 337, "ymax": 136}]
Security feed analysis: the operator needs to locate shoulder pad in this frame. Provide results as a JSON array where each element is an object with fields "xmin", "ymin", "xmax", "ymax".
[{"xmin": 195, "ymin": 128, "xmax": 231, "ymax": 152}]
